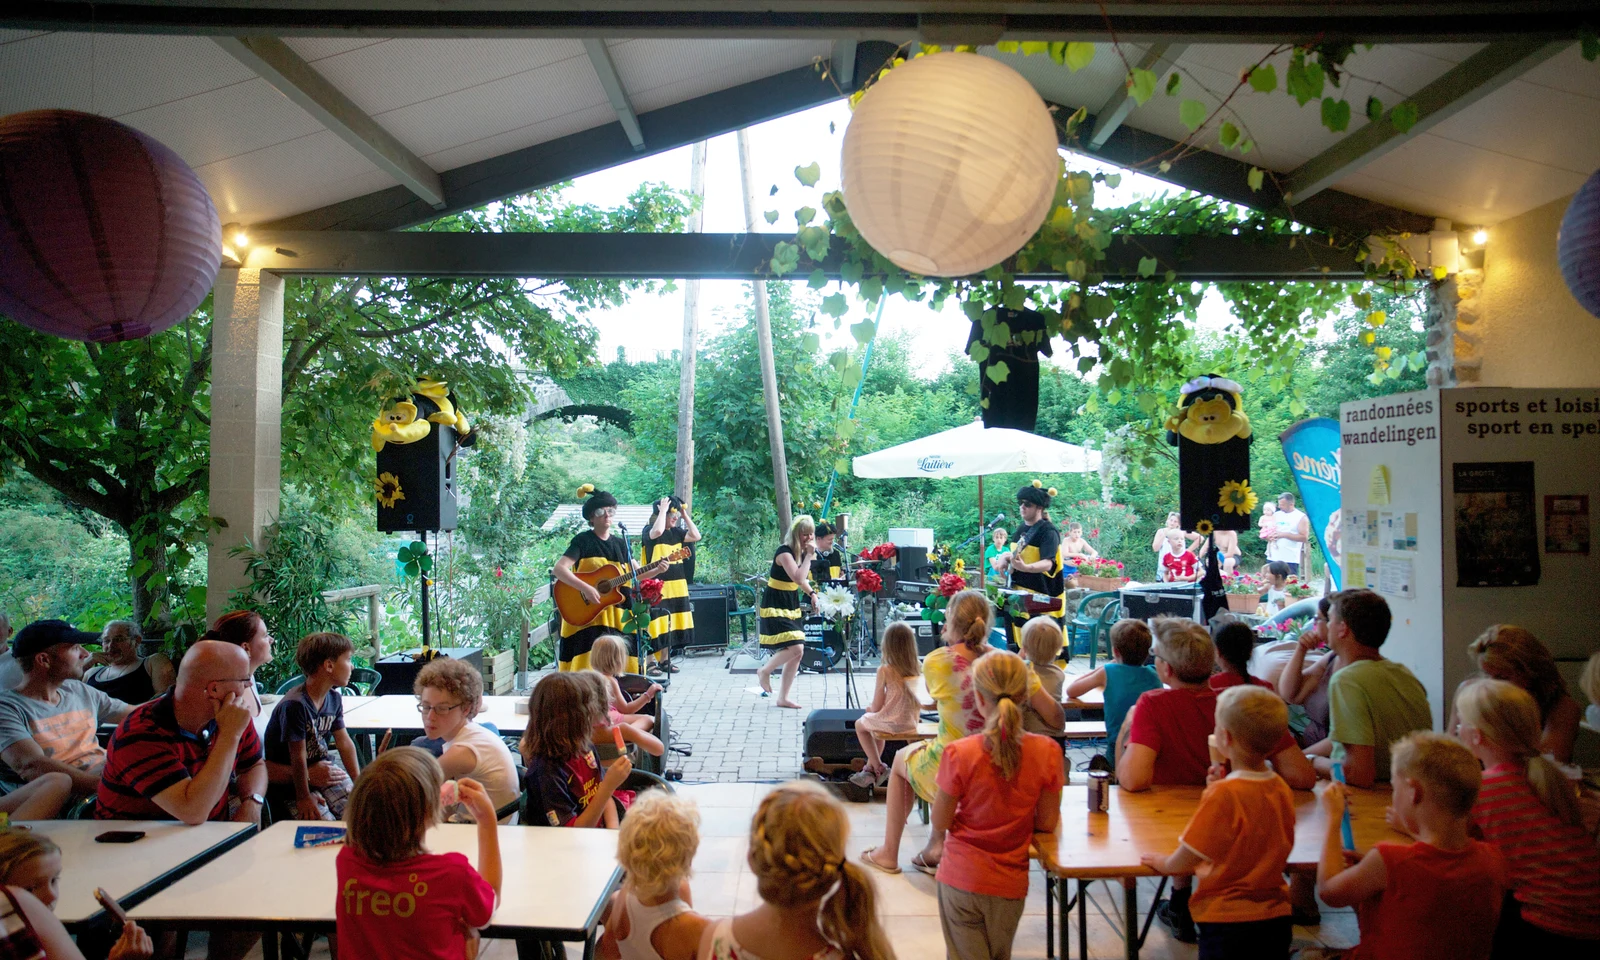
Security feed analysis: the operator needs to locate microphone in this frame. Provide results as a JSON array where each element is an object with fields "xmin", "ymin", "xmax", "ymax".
[
  {"xmin": 616, "ymin": 522, "xmax": 628, "ymax": 534},
  {"xmin": 987, "ymin": 513, "xmax": 1007, "ymax": 528}
]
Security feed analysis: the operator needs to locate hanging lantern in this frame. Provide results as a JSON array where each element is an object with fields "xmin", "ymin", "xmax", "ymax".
[
  {"xmin": 0, "ymin": 110, "xmax": 221, "ymax": 343},
  {"xmin": 840, "ymin": 52, "xmax": 1060, "ymax": 277},
  {"xmin": 1558, "ymin": 168, "xmax": 1600, "ymax": 318}
]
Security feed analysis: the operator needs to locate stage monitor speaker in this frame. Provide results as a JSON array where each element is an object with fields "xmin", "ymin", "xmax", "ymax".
[
  {"xmin": 376, "ymin": 423, "xmax": 458, "ymax": 532},
  {"xmin": 802, "ymin": 709, "xmax": 867, "ymax": 765},
  {"xmin": 686, "ymin": 586, "xmax": 732, "ymax": 651},
  {"xmin": 906, "ymin": 619, "xmax": 939, "ymax": 657}
]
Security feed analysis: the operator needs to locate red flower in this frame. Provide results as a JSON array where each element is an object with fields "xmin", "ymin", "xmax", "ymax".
[
  {"xmin": 855, "ymin": 569, "xmax": 884, "ymax": 594},
  {"xmin": 638, "ymin": 578, "xmax": 665, "ymax": 605},
  {"xmin": 495, "ymin": 567, "xmax": 504, "ymax": 578},
  {"xmin": 873, "ymin": 543, "xmax": 899, "ymax": 561},
  {"xmin": 937, "ymin": 573, "xmax": 967, "ymax": 598},
  {"xmin": 1091, "ymin": 528, "xmax": 1100, "ymax": 538}
]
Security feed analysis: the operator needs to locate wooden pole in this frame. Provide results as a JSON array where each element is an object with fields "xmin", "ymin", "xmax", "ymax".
[
  {"xmin": 736, "ymin": 128, "xmax": 793, "ymax": 535},
  {"xmin": 674, "ymin": 140, "xmax": 707, "ymax": 502}
]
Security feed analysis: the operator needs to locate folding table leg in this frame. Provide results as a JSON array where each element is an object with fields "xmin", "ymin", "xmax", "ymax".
[
  {"xmin": 1078, "ymin": 879, "xmax": 1088, "ymax": 960},
  {"xmin": 1123, "ymin": 879, "xmax": 1139, "ymax": 960},
  {"xmin": 1045, "ymin": 875, "xmax": 1055, "ymax": 960},
  {"xmin": 262, "ymin": 931, "xmax": 279, "ymax": 960}
]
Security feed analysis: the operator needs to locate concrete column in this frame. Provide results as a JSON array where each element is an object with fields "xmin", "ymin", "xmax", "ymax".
[{"xmin": 207, "ymin": 268, "xmax": 285, "ymax": 621}]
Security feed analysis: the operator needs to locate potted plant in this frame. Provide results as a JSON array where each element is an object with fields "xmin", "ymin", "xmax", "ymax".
[
  {"xmin": 1074, "ymin": 557, "xmax": 1127, "ymax": 592},
  {"xmin": 1224, "ymin": 574, "xmax": 1264, "ymax": 613},
  {"xmin": 1283, "ymin": 577, "xmax": 1318, "ymax": 601}
]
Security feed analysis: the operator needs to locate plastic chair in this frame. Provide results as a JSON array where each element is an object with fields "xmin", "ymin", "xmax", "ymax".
[
  {"xmin": 1068, "ymin": 592, "xmax": 1120, "ymax": 665},
  {"xmin": 275, "ymin": 675, "xmax": 305, "ymax": 695},
  {"xmin": 730, "ymin": 582, "xmax": 759, "ymax": 648},
  {"xmin": 348, "ymin": 667, "xmax": 382, "ymax": 695}
]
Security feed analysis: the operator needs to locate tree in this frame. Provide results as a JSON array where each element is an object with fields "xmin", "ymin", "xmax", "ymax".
[{"xmin": 0, "ymin": 182, "xmax": 689, "ymax": 632}]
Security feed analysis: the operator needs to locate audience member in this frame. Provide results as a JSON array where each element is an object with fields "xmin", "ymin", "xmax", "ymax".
[
  {"xmin": 598, "ymin": 791, "xmax": 707, "ymax": 960},
  {"xmin": 1018, "ymin": 617, "xmax": 1067, "ymax": 737},
  {"xmin": 1060, "ymin": 523, "xmax": 1097, "ymax": 559},
  {"xmin": 414, "ymin": 659, "xmax": 519, "ymax": 819},
  {"xmin": 1316, "ymin": 732, "xmax": 1506, "ymax": 960},
  {"xmin": 984, "ymin": 528, "xmax": 1011, "ymax": 577},
  {"xmin": 1311, "ymin": 591, "xmax": 1431, "ymax": 787},
  {"xmin": 1260, "ymin": 562, "xmax": 1292, "ymax": 613},
  {"xmin": 1140, "ymin": 686, "xmax": 1296, "ymax": 960},
  {"xmin": 264, "ymin": 632, "xmax": 361, "ymax": 820},
  {"xmin": 850, "ymin": 622, "xmax": 922, "ymax": 790},
  {"xmin": 198, "ymin": 612, "xmax": 273, "ymax": 717},
  {"xmin": 1209, "ymin": 620, "xmax": 1273, "ymax": 691},
  {"xmin": 1451, "ymin": 625, "xmax": 1582, "ymax": 764},
  {"xmin": 1582, "ymin": 651, "xmax": 1600, "ymax": 729},
  {"xmin": 1152, "ymin": 512, "xmax": 1190, "ymax": 582},
  {"xmin": 521, "ymin": 673, "xmax": 633, "ymax": 827},
  {"xmin": 700, "ymin": 781, "xmax": 890, "ymax": 960},
  {"xmin": 1263, "ymin": 493, "xmax": 1308, "ymax": 574},
  {"xmin": 1455, "ymin": 679, "xmax": 1600, "ymax": 953},
  {"xmin": 591, "ymin": 635, "xmax": 661, "ymax": 731},
  {"xmin": 83, "ymin": 621, "xmax": 174, "ymax": 704},
  {"xmin": 96, "ymin": 640, "xmax": 265, "ymax": 825},
  {"xmin": 337, "ymin": 748, "xmax": 500, "ymax": 960},
  {"xmin": 577, "ymin": 670, "xmax": 663, "ymax": 767},
  {"xmin": 1065, "ymin": 619, "xmax": 1160, "ymax": 765},
  {"xmin": 0, "ymin": 619, "xmax": 134, "ymax": 798},
  {"xmin": 933, "ymin": 651, "xmax": 1063, "ymax": 960},
  {"xmin": 861, "ymin": 590, "xmax": 1060, "ymax": 876},
  {"xmin": 1276, "ymin": 598, "xmax": 1339, "ymax": 749},
  {"xmin": 0, "ymin": 830, "xmax": 152, "ymax": 960}
]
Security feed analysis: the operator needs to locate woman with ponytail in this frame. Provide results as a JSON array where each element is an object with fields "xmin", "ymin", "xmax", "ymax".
[
  {"xmin": 932, "ymin": 650, "xmax": 1063, "ymax": 960},
  {"xmin": 699, "ymin": 781, "xmax": 892, "ymax": 960},
  {"xmin": 1455, "ymin": 678, "xmax": 1600, "ymax": 953},
  {"xmin": 862, "ymin": 590, "xmax": 1063, "ymax": 877}
]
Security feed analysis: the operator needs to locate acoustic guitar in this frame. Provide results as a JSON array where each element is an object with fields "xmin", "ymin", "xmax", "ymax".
[{"xmin": 553, "ymin": 546, "xmax": 692, "ymax": 627}]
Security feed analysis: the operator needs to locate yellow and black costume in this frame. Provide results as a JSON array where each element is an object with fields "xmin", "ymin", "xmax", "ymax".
[
  {"xmin": 558, "ymin": 490, "xmax": 639, "ymax": 673},
  {"xmin": 759, "ymin": 546, "xmax": 807, "ymax": 650},
  {"xmin": 1007, "ymin": 485, "xmax": 1067, "ymax": 648},
  {"xmin": 641, "ymin": 498, "xmax": 693, "ymax": 663}
]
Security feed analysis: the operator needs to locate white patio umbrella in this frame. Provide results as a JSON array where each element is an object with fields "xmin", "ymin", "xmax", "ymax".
[{"xmin": 852, "ymin": 419, "xmax": 1101, "ymax": 585}]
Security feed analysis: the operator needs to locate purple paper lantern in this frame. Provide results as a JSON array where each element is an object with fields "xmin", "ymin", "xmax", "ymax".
[
  {"xmin": 1559, "ymin": 168, "xmax": 1600, "ymax": 319},
  {"xmin": 0, "ymin": 109, "xmax": 221, "ymax": 343}
]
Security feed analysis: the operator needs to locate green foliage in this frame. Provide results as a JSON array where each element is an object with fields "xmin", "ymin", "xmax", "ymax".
[{"xmin": 0, "ymin": 478, "xmax": 133, "ymax": 628}]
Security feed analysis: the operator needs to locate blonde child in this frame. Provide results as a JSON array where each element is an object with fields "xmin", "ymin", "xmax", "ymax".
[
  {"xmin": 1455, "ymin": 678, "xmax": 1600, "ymax": 953},
  {"xmin": 1019, "ymin": 617, "xmax": 1067, "ymax": 737},
  {"xmin": 934, "ymin": 651, "xmax": 1063, "ymax": 960},
  {"xmin": 599, "ymin": 792, "xmax": 708, "ymax": 960},
  {"xmin": 1317, "ymin": 732, "xmax": 1506, "ymax": 960},
  {"xmin": 0, "ymin": 830, "xmax": 153, "ymax": 960},
  {"xmin": 699, "ymin": 781, "xmax": 892, "ymax": 960},
  {"xmin": 577, "ymin": 669, "xmax": 664, "ymax": 765},
  {"xmin": 1139, "ymin": 686, "xmax": 1295, "ymax": 960},
  {"xmin": 849, "ymin": 622, "xmax": 922, "ymax": 789},
  {"xmin": 337, "ymin": 748, "xmax": 501, "ymax": 960},
  {"xmin": 592, "ymin": 635, "xmax": 662, "ymax": 731},
  {"xmin": 520, "ymin": 672, "xmax": 634, "ymax": 828}
]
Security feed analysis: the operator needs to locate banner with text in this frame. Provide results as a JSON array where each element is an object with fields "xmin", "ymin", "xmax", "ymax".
[{"xmin": 1280, "ymin": 417, "xmax": 1343, "ymax": 590}]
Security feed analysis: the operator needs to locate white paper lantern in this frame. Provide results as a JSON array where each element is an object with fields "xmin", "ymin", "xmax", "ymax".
[{"xmin": 841, "ymin": 52, "xmax": 1060, "ymax": 277}]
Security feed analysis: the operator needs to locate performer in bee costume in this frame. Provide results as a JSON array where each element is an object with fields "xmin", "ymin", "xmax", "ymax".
[
  {"xmin": 998, "ymin": 482, "xmax": 1067, "ymax": 649},
  {"xmin": 756, "ymin": 515, "xmax": 819, "ymax": 710},
  {"xmin": 552, "ymin": 486, "xmax": 638, "ymax": 672},
  {"xmin": 1165, "ymin": 374, "xmax": 1255, "ymax": 621},
  {"xmin": 641, "ymin": 495, "xmax": 701, "ymax": 675}
]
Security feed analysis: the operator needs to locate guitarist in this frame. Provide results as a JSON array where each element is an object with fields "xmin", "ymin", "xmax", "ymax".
[
  {"xmin": 997, "ymin": 483, "xmax": 1066, "ymax": 650},
  {"xmin": 553, "ymin": 487, "xmax": 668, "ymax": 672},
  {"xmin": 641, "ymin": 495, "xmax": 701, "ymax": 676}
]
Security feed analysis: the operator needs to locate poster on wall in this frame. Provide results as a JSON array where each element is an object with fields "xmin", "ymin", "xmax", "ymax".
[
  {"xmin": 1279, "ymin": 417, "xmax": 1343, "ymax": 589},
  {"xmin": 1544, "ymin": 494, "xmax": 1590, "ymax": 554},
  {"xmin": 1453, "ymin": 461, "xmax": 1541, "ymax": 587}
]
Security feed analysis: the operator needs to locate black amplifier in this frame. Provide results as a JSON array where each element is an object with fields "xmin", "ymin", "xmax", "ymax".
[{"xmin": 1119, "ymin": 582, "xmax": 1204, "ymax": 622}]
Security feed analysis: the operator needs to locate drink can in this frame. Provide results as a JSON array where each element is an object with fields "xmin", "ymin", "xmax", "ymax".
[{"xmin": 1087, "ymin": 770, "xmax": 1110, "ymax": 812}]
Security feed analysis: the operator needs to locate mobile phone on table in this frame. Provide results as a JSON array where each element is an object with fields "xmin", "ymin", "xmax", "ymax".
[
  {"xmin": 94, "ymin": 831, "xmax": 145, "ymax": 844},
  {"xmin": 94, "ymin": 888, "xmax": 129, "ymax": 925}
]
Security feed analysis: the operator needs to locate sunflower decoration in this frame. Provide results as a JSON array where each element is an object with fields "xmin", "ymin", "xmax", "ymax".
[
  {"xmin": 1218, "ymin": 480, "xmax": 1259, "ymax": 516},
  {"xmin": 375, "ymin": 472, "xmax": 406, "ymax": 508},
  {"xmin": 1195, "ymin": 519, "xmax": 1215, "ymax": 535}
]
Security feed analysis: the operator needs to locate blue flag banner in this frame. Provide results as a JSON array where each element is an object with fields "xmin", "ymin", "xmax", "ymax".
[{"xmin": 1279, "ymin": 417, "xmax": 1343, "ymax": 590}]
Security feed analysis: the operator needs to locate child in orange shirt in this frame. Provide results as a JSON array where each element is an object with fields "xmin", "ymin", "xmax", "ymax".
[{"xmin": 1140, "ymin": 685, "xmax": 1296, "ymax": 959}]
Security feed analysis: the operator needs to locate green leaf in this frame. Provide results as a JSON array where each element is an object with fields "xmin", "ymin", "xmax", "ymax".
[
  {"xmin": 1137, "ymin": 256, "xmax": 1158, "ymax": 278},
  {"xmin": 967, "ymin": 341, "xmax": 991, "ymax": 364},
  {"xmin": 1063, "ymin": 42, "xmax": 1095, "ymax": 72},
  {"xmin": 1165, "ymin": 72, "xmax": 1182, "ymax": 96},
  {"xmin": 794, "ymin": 162, "xmax": 822, "ymax": 187},
  {"xmin": 1237, "ymin": 138, "xmax": 1254, "ymax": 155},
  {"xmin": 834, "ymin": 458, "xmax": 850, "ymax": 473},
  {"xmin": 418, "ymin": 555, "xmax": 433, "ymax": 573},
  {"xmin": 1247, "ymin": 166, "xmax": 1265, "ymax": 192},
  {"xmin": 1366, "ymin": 96, "xmax": 1384, "ymax": 122},
  {"xmin": 1247, "ymin": 64, "xmax": 1277, "ymax": 93},
  {"xmin": 1164, "ymin": 269, "xmax": 1177, "ymax": 283},
  {"xmin": 1020, "ymin": 41, "xmax": 1050, "ymax": 57},
  {"xmin": 762, "ymin": 209, "xmax": 779, "ymax": 225},
  {"xmin": 800, "ymin": 332, "xmax": 821, "ymax": 353},
  {"xmin": 850, "ymin": 319, "xmax": 876, "ymax": 345},
  {"xmin": 806, "ymin": 268, "xmax": 827, "ymax": 289},
  {"xmin": 1320, "ymin": 97, "xmax": 1351, "ymax": 132},
  {"xmin": 1286, "ymin": 53, "xmax": 1324, "ymax": 106},
  {"xmin": 1219, "ymin": 121, "xmax": 1240, "ymax": 148},
  {"xmin": 1179, "ymin": 99, "xmax": 1208, "ymax": 132},
  {"xmin": 985, "ymin": 360, "xmax": 1011, "ymax": 384},
  {"xmin": 1289, "ymin": 399, "xmax": 1307, "ymax": 416},
  {"xmin": 839, "ymin": 259, "xmax": 864, "ymax": 284},
  {"xmin": 1104, "ymin": 173, "xmax": 1121, "ymax": 188},
  {"xmin": 795, "ymin": 206, "xmax": 817, "ymax": 226},
  {"xmin": 859, "ymin": 275, "xmax": 883, "ymax": 302},
  {"xmin": 770, "ymin": 240, "xmax": 800, "ymax": 276},
  {"xmin": 1390, "ymin": 101, "xmax": 1420, "ymax": 134},
  {"xmin": 836, "ymin": 415, "xmax": 857, "ymax": 438},
  {"xmin": 821, "ymin": 292, "xmax": 848, "ymax": 318},
  {"xmin": 1002, "ymin": 285, "xmax": 1025, "ymax": 310},
  {"xmin": 797, "ymin": 225, "xmax": 831, "ymax": 261},
  {"xmin": 1583, "ymin": 25, "xmax": 1599, "ymax": 61},
  {"xmin": 1127, "ymin": 68, "xmax": 1158, "ymax": 105}
]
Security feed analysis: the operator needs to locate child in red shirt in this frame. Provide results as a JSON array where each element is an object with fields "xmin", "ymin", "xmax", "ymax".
[
  {"xmin": 1140, "ymin": 685, "xmax": 1296, "ymax": 959},
  {"xmin": 337, "ymin": 747, "xmax": 501, "ymax": 960},
  {"xmin": 1317, "ymin": 732, "xmax": 1507, "ymax": 960},
  {"xmin": 1455, "ymin": 678, "xmax": 1600, "ymax": 953},
  {"xmin": 934, "ymin": 650, "xmax": 1064, "ymax": 960}
]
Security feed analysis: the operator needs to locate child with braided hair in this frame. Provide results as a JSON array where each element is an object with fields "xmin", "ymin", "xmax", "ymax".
[
  {"xmin": 933, "ymin": 651, "xmax": 1064, "ymax": 960},
  {"xmin": 698, "ymin": 781, "xmax": 893, "ymax": 960}
]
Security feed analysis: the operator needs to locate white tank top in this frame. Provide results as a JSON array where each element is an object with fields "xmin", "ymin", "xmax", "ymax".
[{"xmin": 617, "ymin": 889, "xmax": 692, "ymax": 960}]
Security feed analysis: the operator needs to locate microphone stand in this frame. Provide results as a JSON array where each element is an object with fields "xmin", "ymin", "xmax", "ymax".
[{"xmin": 615, "ymin": 522, "xmax": 667, "ymax": 683}]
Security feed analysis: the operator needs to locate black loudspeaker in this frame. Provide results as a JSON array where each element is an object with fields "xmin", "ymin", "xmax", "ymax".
[
  {"xmin": 906, "ymin": 619, "xmax": 939, "ymax": 656},
  {"xmin": 800, "ymin": 618, "xmax": 844, "ymax": 674},
  {"xmin": 376, "ymin": 422, "xmax": 458, "ymax": 533},
  {"xmin": 802, "ymin": 709, "xmax": 867, "ymax": 765},
  {"xmin": 686, "ymin": 585, "xmax": 732, "ymax": 651}
]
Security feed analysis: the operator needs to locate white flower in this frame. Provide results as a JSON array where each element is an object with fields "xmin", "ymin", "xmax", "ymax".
[{"xmin": 814, "ymin": 585, "xmax": 856, "ymax": 621}]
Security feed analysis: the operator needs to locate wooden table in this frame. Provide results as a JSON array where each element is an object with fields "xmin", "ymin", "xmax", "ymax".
[
  {"xmin": 342, "ymin": 694, "xmax": 526, "ymax": 737},
  {"xmin": 18, "ymin": 820, "xmax": 255, "ymax": 932},
  {"xmin": 912, "ymin": 679, "xmax": 1105, "ymax": 712},
  {"xmin": 1033, "ymin": 783, "xmax": 1405, "ymax": 960},
  {"xmin": 129, "ymin": 821, "xmax": 622, "ymax": 959}
]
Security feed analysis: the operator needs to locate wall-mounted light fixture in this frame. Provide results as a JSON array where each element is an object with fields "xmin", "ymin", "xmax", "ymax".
[{"xmin": 221, "ymin": 222, "xmax": 251, "ymax": 266}]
